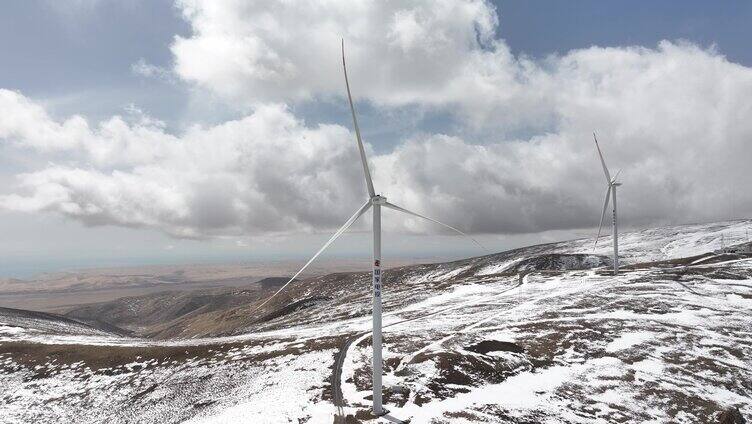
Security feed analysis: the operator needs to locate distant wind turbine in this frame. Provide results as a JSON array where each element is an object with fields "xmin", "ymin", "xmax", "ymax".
[
  {"xmin": 593, "ymin": 132, "xmax": 621, "ymax": 274},
  {"xmin": 252, "ymin": 40, "xmax": 483, "ymax": 416}
]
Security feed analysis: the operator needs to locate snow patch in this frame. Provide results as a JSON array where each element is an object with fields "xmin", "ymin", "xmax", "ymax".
[{"xmin": 605, "ymin": 331, "xmax": 654, "ymax": 352}]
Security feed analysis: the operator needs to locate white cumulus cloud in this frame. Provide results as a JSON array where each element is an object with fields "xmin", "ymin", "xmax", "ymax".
[{"xmin": 171, "ymin": 0, "xmax": 501, "ymax": 110}]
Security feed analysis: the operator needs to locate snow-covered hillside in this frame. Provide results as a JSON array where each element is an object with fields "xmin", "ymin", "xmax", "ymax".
[
  {"xmin": 1, "ymin": 220, "xmax": 751, "ymax": 423},
  {"xmin": 556, "ymin": 219, "xmax": 752, "ymax": 263}
]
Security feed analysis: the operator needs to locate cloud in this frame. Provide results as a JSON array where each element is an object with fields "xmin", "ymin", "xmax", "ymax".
[
  {"xmin": 167, "ymin": 1, "xmax": 752, "ymax": 140},
  {"xmin": 1, "ymin": 1, "xmax": 752, "ymax": 239},
  {"xmin": 171, "ymin": 0, "xmax": 501, "ymax": 110},
  {"xmin": 0, "ymin": 93, "xmax": 367, "ymax": 238},
  {"xmin": 131, "ymin": 58, "xmax": 174, "ymax": 82}
]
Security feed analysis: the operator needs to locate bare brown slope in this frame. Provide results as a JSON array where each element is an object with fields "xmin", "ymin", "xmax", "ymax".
[
  {"xmin": 63, "ymin": 249, "xmax": 612, "ymax": 340},
  {"xmin": 0, "ymin": 306, "xmax": 131, "ymax": 337},
  {"xmin": 63, "ymin": 281, "xmax": 282, "ymax": 338}
]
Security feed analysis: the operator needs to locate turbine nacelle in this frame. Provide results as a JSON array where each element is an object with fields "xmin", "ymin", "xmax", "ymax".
[
  {"xmin": 609, "ymin": 168, "xmax": 623, "ymax": 187},
  {"xmin": 371, "ymin": 195, "xmax": 387, "ymax": 205}
]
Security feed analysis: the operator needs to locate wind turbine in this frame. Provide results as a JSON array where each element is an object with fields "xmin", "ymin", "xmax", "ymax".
[
  {"xmin": 252, "ymin": 41, "xmax": 483, "ymax": 416},
  {"xmin": 593, "ymin": 132, "xmax": 621, "ymax": 274}
]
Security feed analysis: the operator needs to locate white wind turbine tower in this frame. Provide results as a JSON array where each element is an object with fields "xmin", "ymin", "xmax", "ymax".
[
  {"xmin": 593, "ymin": 132, "xmax": 622, "ymax": 274},
  {"xmin": 252, "ymin": 41, "xmax": 483, "ymax": 416}
]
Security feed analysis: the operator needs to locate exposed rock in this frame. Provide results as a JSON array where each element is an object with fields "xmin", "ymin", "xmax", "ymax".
[
  {"xmin": 508, "ymin": 253, "xmax": 611, "ymax": 272},
  {"xmin": 466, "ymin": 340, "xmax": 524, "ymax": 355},
  {"xmin": 718, "ymin": 407, "xmax": 746, "ymax": 424}
]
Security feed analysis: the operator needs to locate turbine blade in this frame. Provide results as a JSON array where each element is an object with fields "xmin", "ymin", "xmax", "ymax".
[
  {"xmin": 593, "ymin": 132, "xmax": 611, "ymax": 183},
  {"xmin": 250, "ymin": 199, "xmax": 372, "ymax": 315},
  {"xmin": 594, "ymin": 186, "xmax": 612, "ymax": 250},
  {"xmin": 383, "ymin": 201, "xmax": 486, "ymax": 251},
  {"xmin": 342, "ymin": 40, "xmax": 376, "ymax": 198}
]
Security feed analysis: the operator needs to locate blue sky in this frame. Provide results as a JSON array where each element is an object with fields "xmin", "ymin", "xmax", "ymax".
[
  {"xmin": 0, "ymin": 1, "xmax": 190, "ymax": 126},
  {"xmin": 1, "ymin": 1, "xmax": 751, "ymax": 278},
  {"xmin": 497, "ymin": 1, "xmax": 752, "ymax": 64}
]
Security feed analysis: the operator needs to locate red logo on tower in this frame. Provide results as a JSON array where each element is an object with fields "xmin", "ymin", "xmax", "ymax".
[{"xmin": 374, "ymin": 260, "xmax": 380, "ymax": 267}]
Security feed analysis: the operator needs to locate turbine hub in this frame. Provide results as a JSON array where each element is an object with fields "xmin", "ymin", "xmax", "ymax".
[{"xmin": 371, "ymin": 195, "xmax": 387, "ymax": 205}]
